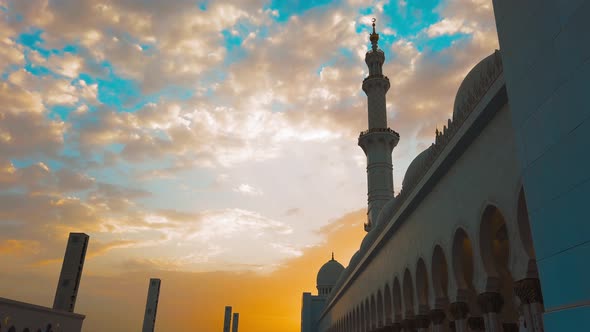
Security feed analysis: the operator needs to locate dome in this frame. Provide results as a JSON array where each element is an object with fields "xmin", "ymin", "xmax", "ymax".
[
  {"xmin": 453, "ymin": 50, "xmax": 502, "ymax": 120},
  {"xmin": 360, "ymin": 224, "xmax": 382, "ymax": 253},
  {"xmin": 402, "ymin": 146, "xmax": 433, "ymax": 190},
  {"xmin": 375, "ymin": 197, "xmax": 398, "ymax": 226},
  {"xmin": 316, "ymin": 255, "xmax": 345, "ymax": 289},
  {"xmin": 349, "ymin": 250, "xmax": 361, "ymax": 267}
]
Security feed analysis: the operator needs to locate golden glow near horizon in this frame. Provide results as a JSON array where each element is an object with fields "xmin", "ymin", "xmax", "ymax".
[{"xmin": 0, "ymin": 0, "xmax": 498, "ymax": 330}]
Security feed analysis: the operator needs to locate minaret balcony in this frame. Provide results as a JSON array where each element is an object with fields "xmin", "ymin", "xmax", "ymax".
[
  {"xmin": 359, "ymin": 127, "xmax": 400, "ymax": 138},
  {"xmin": 362, "ymin": 75, "xmax": 390, "ymax": 93},
  {"xmin": 358, "ymin": 127, "xmax": 400, "ymax": 152},
  {"xmin": 362, "ymin": 74, "xmax": 389, "ymax": 83}
]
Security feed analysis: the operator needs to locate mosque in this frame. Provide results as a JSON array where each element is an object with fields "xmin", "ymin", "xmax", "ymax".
[{"xmin": 301, "ymin": 1, "xmax": 590, "ymax": 330}]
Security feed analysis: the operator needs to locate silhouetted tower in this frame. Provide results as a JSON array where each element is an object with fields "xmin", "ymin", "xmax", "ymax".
[
  {"xmin": 223, "ymin": 306, "xmax": 232, "ymax": 332},
  {"xmin": 358, "ymin": 19, "xmax": 399, "ymax": 232},
  {"xmin": 53, "ymin": 232, "xmax": 89, "ymax": 312},
  {"xmin": 232, "ymin": 313, "xmax": 239, "ymax": 332},
  {"xmin": 142, "ymin": 278, "xmax": 161, "ymax": 332}
]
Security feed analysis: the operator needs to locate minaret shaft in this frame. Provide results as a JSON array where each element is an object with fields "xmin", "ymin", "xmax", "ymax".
[
  {"xmin": 366, "ymin": 88, "xmax": 388, "ymax": 129},
  {"xmin": 358, "ymin": 20, "xmax": 399, "ymax": 232}
]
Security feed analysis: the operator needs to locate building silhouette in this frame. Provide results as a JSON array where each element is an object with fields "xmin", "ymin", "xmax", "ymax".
[
  {"xmin": 301, "ymin": 1, "xmax": 590, "ymax": 329},
  {"xmin": 1, "ymin": 233, "xmax": 88, "ymax": 331},
  {"xmin": 232, "ymin": 312, "xmax": 240, "ymax": 332},
  {"xmin": 223, "ymin": 306, "xmax": 232, "ymax": 332},
  {"xmin": 142, "ymin": 278, "xmax": 161, "ymax": 332}
]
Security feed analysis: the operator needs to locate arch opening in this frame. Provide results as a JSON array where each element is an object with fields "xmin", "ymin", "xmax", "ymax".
[
  {"xmin": 416, "ymin": 258, "xmax": 430, "ymax": 315},
  {"xmin": 452, "ymin": 228, "xmax": 475, "ymax": 292},
  {"xmin": 376, "ymin": 290, "xmax": 384, "ymax": 327},
  {"xmin": 432, "ymin": 245, "xmax": 449, "ymax": 306},
  {"xmin": 402, "ymin": 268, "xmax": 415, "ymax": 318},
  {"xmin": 384, "ymin": 283, "xmax": 393, "ymax": 324},
  {"xmin": 480, "ymin": 205, "xmax": 519, "ymax": 325},
  {"xmin": 365, "ymin": 298, "xmax": 371, "ymax": 332},
  {"xmin": 392, "ymin": 277, "xmax": 403, "ymax": 322}
]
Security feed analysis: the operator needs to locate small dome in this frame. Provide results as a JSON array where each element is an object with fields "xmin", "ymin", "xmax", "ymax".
[
  {"xmin": 316, "ymin": 255, "xmax": 345, "ymax": 289},
  {"xmin": 375, "ymin": 197, "xmax": 398, "ymax": 226},
  {"xmin": 453, "ymin": 50, "xmax": 502, "ymax": 120},
  {"xmin": 360, "ymin": 225, "xmax": 381, "ymax": 253},
  {"xmin": 349, "ymin": 250, "xmax": 361, "ymax": 267},
  {"xmin": 402, "ymin": 146, "xmax": 433, "ymax": 190}
]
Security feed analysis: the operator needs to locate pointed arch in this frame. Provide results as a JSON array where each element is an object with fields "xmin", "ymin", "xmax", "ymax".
[
  {"xmin": 416, "ymin": 258, "xmax": 430, "ymax": 315},
  {"xmin": 370, "ymin": 293, "xmax": 377, "ymax": 329},
  {"xmin": 360, "ymin": 301, "xmax": 365, "ymax": 332},
  {"xmin": 377, "ymin": 289, "xmax": 384, "ymax": 327},
  {"xmin": 392, "ymin": 277, "xmax": 403, "ymax": 322},
  {"xmin": 384, "ymin": 283, "xmax": 393, "ymax": 325},
  {"xmin": 451, "ymin": 228, "xmax": 475, "ymax": 292},
  {"xmin": 431, "ymin": 245, "xmax": 450, "ymax": 307},
  {"xmin": 402, "ymin": 268, "xmax": 415, "ymax": 318},
  {"xmin": 354, "ymin": 305, "xmax": 363, "ymax": 332},
  {"xmin": 480, "ymin": 204, "xmax": 519, "ymax": 324},
  {"xmin": 365, "ymin": 297, "xmax": 371, "ymax": 332}
]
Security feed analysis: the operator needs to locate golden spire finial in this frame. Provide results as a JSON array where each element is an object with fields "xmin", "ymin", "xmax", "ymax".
[
  {"xmin": 369, "ymin": 18, "xmax": 379, "ymax": 49},
  {"xmin": 331, "ymin": 252, "xmax": 334, "ymax": 260}
]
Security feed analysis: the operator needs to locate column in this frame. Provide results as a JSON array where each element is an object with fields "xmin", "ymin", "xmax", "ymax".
[
  {"xmin": 514, "ymin": 278, "xmax": 545, "ymax": 332},
  {"xmin": 449, "ymin": 302, "xmax": 469, "ymax": 332},
  {"xmin": 477, "ymin": 292, "xmax": 504, "ymax": 332}
]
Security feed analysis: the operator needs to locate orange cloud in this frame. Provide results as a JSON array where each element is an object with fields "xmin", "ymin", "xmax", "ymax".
[
  {"xmin": 0, "ymin": 209, "xmax": 366, "ymax": 332},
  {"xmin": 0, "ymin": 239, "xmax": 41, "ymax": 256}
]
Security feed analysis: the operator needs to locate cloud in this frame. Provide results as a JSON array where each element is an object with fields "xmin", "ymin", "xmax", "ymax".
[
  {"xmin": 0, "ymin": 239, "xmax": 41, "ymax": 256},
  {"xmin": 426, "ymin": 18, "xmax": 472, "ymax": 37},
  {"xmin": 233, "ymin": 183, "xmax": 263, "ymax": 196}
]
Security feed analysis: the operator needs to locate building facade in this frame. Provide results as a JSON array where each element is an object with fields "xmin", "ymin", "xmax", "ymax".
[{"xmin": 302, "ymin": 17, "xmax": 556, "ymax": 332}]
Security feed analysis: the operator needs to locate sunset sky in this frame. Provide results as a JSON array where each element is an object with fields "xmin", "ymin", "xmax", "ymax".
[{"xmin": 0, "ymin": 0, "xmax": 498, "ymax": 331}]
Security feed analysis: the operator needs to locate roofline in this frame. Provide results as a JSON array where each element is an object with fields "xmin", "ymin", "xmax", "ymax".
[{"xmin": 0, "ymin": 297, "xmax": 86, "ymax": 319}]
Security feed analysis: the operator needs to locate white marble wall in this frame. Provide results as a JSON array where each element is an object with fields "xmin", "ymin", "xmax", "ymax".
[{"xmin": 319, "ymin": 89, "xmax": 528, "ymax": 331}]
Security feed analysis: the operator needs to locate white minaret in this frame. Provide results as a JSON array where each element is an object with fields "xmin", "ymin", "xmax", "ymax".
[
  {"xmin": 53, "ymin": 232, "xmax": 89, "ymax": 312},
  {"xmin": 142, "ymin": 278, "xmax": 161, "ymax": 332},
  {"xmin": 358, "ymin": 19, "xmax": 399, "ymax": 232},
  {"xmin": 223, "ymin": 306, "xmax": 232, "ymax": 332},
  {"xmin": 232, "ymin": 312, "xmax": 239, "ymax": 332}
]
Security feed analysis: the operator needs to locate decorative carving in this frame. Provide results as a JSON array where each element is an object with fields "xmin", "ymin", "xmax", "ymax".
[
  {"xmin": 392, "ymin": 50, "xmax": 504, "ymax": 218},
  {"xmin": 467, "ymin": 317, "xmax": 485, "ymax": 331},
  {"xmin": 449, "ymin": 302, "xmax": 469, "ymax": 320},
  {"xmin": 428, "ymin": 309, "xmax": 445, "ymax": 325},
  {"xmin": 478, "ymin": 292, "xmax": 504, "ymax": 314},
  {"xmin": 514, "ymin": 278, "xmax": 544, "ymax": 304}
]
